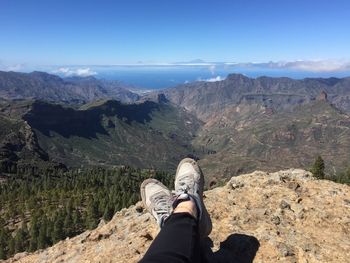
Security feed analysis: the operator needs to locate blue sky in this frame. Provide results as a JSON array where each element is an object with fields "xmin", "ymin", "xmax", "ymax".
[{"xmin": 0, "ymin": 0, "xmax": 350, "ymax": 68}]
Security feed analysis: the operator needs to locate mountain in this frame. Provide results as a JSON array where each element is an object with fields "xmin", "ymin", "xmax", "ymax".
[
  {"xmin": 5, "ymin": 169, "xmax": 350, "ymax": 262},
  {"xmin": 194, "ymin": 100, "xmax": 350, "ymax": 183},
  {"xmin": 150, "ymin": 74, "xmax": 350, "ymax": 121},
  {"xmin": 0, "ymin": 98, "xmax": 202, "ymax": 172},
  {"xmin": 2, "ymin": 72, "xmax": 350, "ymax": 179},
  {"xmin": 0, "ymin": 71, "xmax": 139, "ymax": 104},
  {"xmin": 0, "ymin": 110, "xmax": 65, "ymax": 176},
  {"xmin": 143, "ymin": 74, "xmax": 350, "ymax": 181}
]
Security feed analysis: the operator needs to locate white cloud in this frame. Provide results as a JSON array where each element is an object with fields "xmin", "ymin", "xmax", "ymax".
[
  {"xmin": 6, "ymin": 64, "xmax": 24, "ymax": 71},
  {"xmin": 52, "ymin": 67, "xmax": 97, "ymax": 77},
  {"xmin": 0, "ymin": 62, "xmax": 24, "ymax": 71},
  {"xmin": 209, "ymin": 65, "xmax": 216, "ymax": 75},
  {"xmin": 282, "ymin": 60, "xmax": 350, "ymax": 72},
  {"xmin": 234, "ymin": 60, "xmax": 350, "ymax": 72},
  {"xmin": 198, "ymin": 76, "xmax": 225, "ymax": 82}
]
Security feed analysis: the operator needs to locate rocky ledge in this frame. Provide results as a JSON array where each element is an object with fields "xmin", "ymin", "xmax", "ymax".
[{"xmin": 4, "ymin": 169, "xmax": 350, "ymax": 263}]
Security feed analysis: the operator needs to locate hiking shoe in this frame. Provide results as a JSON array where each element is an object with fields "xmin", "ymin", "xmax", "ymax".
[
  {"xmin": 141, "ymin": 178, "xmax": 173, "ymax": 227},
  {"xmin": 174, "ymin": 158, "xmax": 212, "ymax": 237}
]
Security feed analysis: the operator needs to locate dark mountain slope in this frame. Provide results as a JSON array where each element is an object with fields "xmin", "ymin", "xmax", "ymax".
[
  {"xmin": 0, "ymin": 112, "xmax": 64, "ymax": 176},
  {"xmin": 18, "ymin": 99, "xmax": 202, "ymax": 170},
  {"xmin": 0, "ymin": 71, "xmax": 139, "ymax": 104}
]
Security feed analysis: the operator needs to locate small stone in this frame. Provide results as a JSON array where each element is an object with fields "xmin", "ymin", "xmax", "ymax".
[
  {"xmin": 287, "ymin": 181, "xmax": 301, "ymax": 191},
  {"xmin": 278, "ymin": 243, "xmax": 295, "ymax": 257},
  {"xmin": 280, "ymin": 200, "xmax": 291, "ymax": 210},
  {"xmin": 98, "ymin": 219, "xmax": 106, "ymax": 227},
  {"xmin": 330, "ymin": 190, "xmax": 338, "ymax": 196},
  {"xmin": 344, "ymin": 199, "xmax": 350, "ymax": 206},
  {"xmin": 243, "ymin": 218, "xmax": 251, "ymax": 223},
  {"xmin": 272, "ymin": 216, "xmax": 281, "ymax": 225},
  {"xmin": 299, "ymin": 214, "xmax": 305, "ymax": 220},
  {"xmin": 279, "ymin": 174, "xmax": 290, "ymax": 182},
  {"xmin": 135, "ymin": 205, "xmax": 143, "ymax": 213},
  {"xmin": 266, "ymin": 179, "xmax": 277, "ymax": 185},
  {"xmin": 230, "ymin": 181, "xmax": 245, "ymax": 189},
  {"xmin": 302, "ymin": 243, "xmax": 312, "ymax": 252},
  {"xmin": 142, "ymin": 233, "xmax": 153, "ymax": 241}
]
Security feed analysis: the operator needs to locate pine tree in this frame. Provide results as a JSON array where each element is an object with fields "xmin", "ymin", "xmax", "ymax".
[
  {"xmin": 64, "ymin": 211, "xmax": 73, "ymax": 237},
  {"xmin": 29, "ymin": 235, "xmax": 38, "ymax": 252},
  {"xmin": 0, "ymin": 246, "xmax": 5, "ymax": 260},
  {"xmin": 46, "ymin": 218, "xmax": 54, "ymax": 246},
  {"xmin": 0, "ymin": 226, "xmax": 7, "ymax": 260},
  {"xmin": 52, "ymin": 214, "xmax": 64, "ymax": 243},
  {"xmin": 103, "ymin": 203, "xmax": 114, "ymax": 221},
  {"xmin": 38, "ymin": 216, "xmax": 48, "ymax": 249},
  {"xmin": 72, "ymin": 209, "xmax": 82, "ymax": 234},
  {"xmin": 14, "ymin": 227, "xmax": 26, "ymax": 253},
  {"xmin": 8, "ymin": 236, "xmax": 15, "ymax": 257},
  {"xmin": 311, "ymin": 156, "xmax": 325, "ymax": 179},
  {"xmin": 29, "ymin": 215, "xmax": 39, "ymax": 252},
  {"xmin": 86, "ymin": 199, "xmax": 99, "ymax": 229}
]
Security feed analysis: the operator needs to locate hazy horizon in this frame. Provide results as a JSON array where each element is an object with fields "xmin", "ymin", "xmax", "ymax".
[{"xmin": 2, "ymin": 62, "xmax": 350, "ymax": 90}]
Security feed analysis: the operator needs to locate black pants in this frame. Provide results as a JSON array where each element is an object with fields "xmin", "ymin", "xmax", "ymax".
[{"xmin": 140, "ymin": 212, "xmax": 201, "ymax": 263}]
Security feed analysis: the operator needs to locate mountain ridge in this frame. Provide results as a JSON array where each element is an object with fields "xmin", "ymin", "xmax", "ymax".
[
  {"xmin": 0, "ymin": 71, "xmax": 139, "ymax": 104},
  {"xmin": 148, "ymin": 73, "xmax": 350, "ymax": 121}
]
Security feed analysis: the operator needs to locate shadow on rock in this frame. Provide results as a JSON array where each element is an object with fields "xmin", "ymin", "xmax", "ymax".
[{"xmin": 202, "ymin": 234, "xmax": 260, "ymax": 263}]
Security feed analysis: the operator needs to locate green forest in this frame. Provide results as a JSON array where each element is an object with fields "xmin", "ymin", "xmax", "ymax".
[{"xmin": 0, "ymin": 167, "xmax": 173, "ymax": 260}]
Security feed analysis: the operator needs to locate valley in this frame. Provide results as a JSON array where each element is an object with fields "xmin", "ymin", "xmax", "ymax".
[
  {"xmin": 1, "ymin": 71, "xmax": 350, "ymax": 180},
  {"xmin": 1, "ymin": 71, "xmax": 350, "ymax": 260}
]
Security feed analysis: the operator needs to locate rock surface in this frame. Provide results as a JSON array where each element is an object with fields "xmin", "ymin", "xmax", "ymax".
[{"xmin": 4, "ymin": 169, "xmax": 350, "ymax": 263}]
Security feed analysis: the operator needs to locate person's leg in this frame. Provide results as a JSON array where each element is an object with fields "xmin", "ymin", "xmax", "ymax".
[
  {"xmin": 140, "ymin": 200, "xmax": 201, "ymax": 263},
  {"xmin": 139, "ymin": 158, "xmax": 211, "ymax": 263},
  {"xmin": 174, "ymin": 158, "xmax": 212, "ymax": 238}
]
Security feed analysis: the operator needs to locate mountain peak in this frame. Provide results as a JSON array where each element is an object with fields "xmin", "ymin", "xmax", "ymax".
[
  {"xmin": 317, "ymin": 90, "xmax": 328, "ymax": 101},
  {"xmin": 226, "ymin": 73, "xmax": 250, "ymax": 81},
  {"xmin": 6, "ymin": 169, "xmax": 350, "ymax": 263}
]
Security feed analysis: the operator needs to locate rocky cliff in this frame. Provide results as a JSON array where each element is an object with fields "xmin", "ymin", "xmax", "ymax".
[{"xmin": 4, "ymin": 169, "xmax": 350, "ymax": 263}]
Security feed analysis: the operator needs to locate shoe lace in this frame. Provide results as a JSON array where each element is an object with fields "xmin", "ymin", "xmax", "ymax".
[
  {"xmin": 152, "ymin": 192, "xmax": 171, "ymax": 215},
  {"xmin": 176, "ymin": 172, "xmax": 194, "ymax": 195}
]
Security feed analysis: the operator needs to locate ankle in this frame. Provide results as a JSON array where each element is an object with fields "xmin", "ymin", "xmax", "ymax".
[{"xmin": 173, "ymin": 200, "xmax": 197, "ymax": 219}]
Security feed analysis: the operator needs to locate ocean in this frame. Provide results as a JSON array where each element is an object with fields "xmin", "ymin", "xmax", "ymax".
[{"xmin": 50, "ymin": 65, "xmax": 350, "ymax": 90}]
